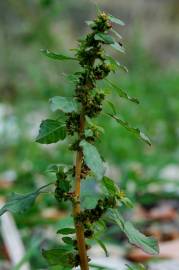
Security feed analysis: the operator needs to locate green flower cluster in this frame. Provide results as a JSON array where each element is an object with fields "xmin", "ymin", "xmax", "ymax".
[
  {"xmin": 55, "ymin": 169, "xmax": 72, "ymax": 202},
  {"xmin": 65, "ymin": 12, "xmax": 114, "ymax": 141},
  {"xmin": 76, "ymin": 196, "xmax": 117, "ymax": 239}
]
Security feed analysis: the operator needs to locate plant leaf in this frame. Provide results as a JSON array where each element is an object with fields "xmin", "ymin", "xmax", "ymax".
[
  {"xmin": 94, "ymin": 33, "xmax": 114, "ymax": 44},
  {"xmin": 57, "ymin": 228, "xmax": 76, "ymax": 235},
  {"xmin": 89, "ymin": 264, "xmax": 113, "ymax": 270},
  {"xmin": 105, "ymin": 56, "xmax": 128, "ymax": 73},
  {"xmin": 123, "ymin": 222, "xmax": 159, "ymax": 255},
  {"xmin": 108, "ymin": 14, "xmax": 125, "ymax": 26},
  {"xmin": 42, "ymin": 248, "xmax": 74, "ymax": 267},
  {"xmin": 41, "ymin": 49, "xmax": 76, "ymax": 61},
  {"xmin": 110, "ymin": 41, "xmax": 125, "ymax": 53},
  {"xmin": 107, "ymin": 114, "xmax": 151, "ymax": 146},
  {"xmin": 0, "ymin": 184, "xmax": 51, "ymax": 216},
  {"xmin": 80, "ymin": 140, "xmax": 105, "ymax": 180},
  {"xmin": 111, "ymin": 28, "xmax": 122, "ymax": 39},
  {"xmin": 86, "ymin": 20, "xmax": 95, "ymax": 27},
  {"xmin": 126, "ymin": 264, "xmax": 146, "ymax": 270},
  {"xmin": 110, "ymin": 210, "xmax": 159, "ymax": 255},
  {"xmin": 50, "ymin": 96, "xmax": 79, "ymax": 113},
  {"xmin": 106, "ymin": 100, "xmax": 117, "ymax": 115},
  {"xmin": 36, "ymin": 119, "xmax": 66, "ymax": 144},
  {"xmin": 47, "ymin": 164, "xmax": 71, "ymax": 174},
  {"xmin": 121, "ymin": 197, "xmax": 134, "ymax": 208},
  {"xmin": 62, "ymin": 237, "xmax": 74, "ymax": 245},
  {"xmin": 102, "ymin": 176, "xmax": 119, "ymax": 195},
  {"xmin": 82, "ymin": 196, "xmax": 99, "ymax": 209},
  {"xmin": 106, "ymin": 80, "xmax": 139, "ymax": 104},
  {"xmin": 94, "ymin": 237, "xmax": 109, "ymax": 257}
]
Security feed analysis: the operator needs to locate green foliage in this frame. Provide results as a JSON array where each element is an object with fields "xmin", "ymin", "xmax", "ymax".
[
  {"xmin": 105, "ymin": 56, "xmax": 128, "ymax": 72},
  {"xmin": 57, "ymin": 228, "xmax": 76, "ymax": 235},
  {"xmin": 62, "ymin": 236, "xmax": 74, "ymax": 245},
  {"xmin": 111, "ymin": 28, "xmax": 122, "ymax": 39},
  {"xmin": 107, "ymin": 114, "xmax": 151, "ymax": 146},
  {"xmin": 108, "ymin": 14, "xmax": 125, "ymax": 26},
  {"xmin": 94, "ymin": 33, "xmax": 115, "ymax": 44},
  {"xmin": 126, "ymin": 264, "xmax": 147, "ymax": 270},
  {"xmin": 42, "ymin": 247, "xmax": 74, "ymax": 267},
  {"xmin": 80, "ymin": 140, "xmax": 105, "ymax": 180},
  {"xmin": 90, "ymin": 264, "xmax": 114, "ymax": 270},
  {"xmin": 124, "ymin": 222, "xmax": 159, "ymax": 255},
  {"xmin": 111, "ymin": 41, "xmax": 125, "ymax": 53},
  {"xmin": 94, "ymin": 237, "xmax": 109, "ymax": 257},
  {"xmin": 0, "ymin": 184, "xmax": 52, "ymax": 216},
  {"xmin": 36, "ymin": 119, "xmax": 66, "ymax": 144},
  {"xmin": 106, "ymin": 79, "xmax": 139, "ymax": 104},
  {"xmin": 41, "ymin": 49, "xmax": 76, "ymax": 60},
  {"xmin": 50, "ymin": 96, "xmax": 79, "ymax": 113},
  {"xmin": 110, "ymin": 210, "xmax": 159, "ymax": 255},
  {"xmin": 102, "ymin": 176, "xmax": 120, "ymax": 195}
]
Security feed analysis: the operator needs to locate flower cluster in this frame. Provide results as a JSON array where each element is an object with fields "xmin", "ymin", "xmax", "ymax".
[
  {"xmin": 55, "ymin": 170, "xmax": 72, "ymax": 202},
  {"xmin": 91, "ymin": 12, "xmax": 112, "ymax": 32},
  {"xmin": 76, "ymin": 196, "xmax": 117, "ymax": 226},
  {"xmin": 66, "ymin": 113, "xmax": 80, "ymax": 136}
]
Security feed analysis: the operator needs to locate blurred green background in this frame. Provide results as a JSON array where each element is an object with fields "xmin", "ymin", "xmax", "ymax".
[{"xmin": 0, "ymin": 0, "xmax": 179, "ymax": 269}]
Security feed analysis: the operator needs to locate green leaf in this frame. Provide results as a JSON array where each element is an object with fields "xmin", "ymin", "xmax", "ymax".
[
  {"xmin": 89, "ymin": 264, "xmax": 114, "ymax": 270},
  {"xmin": 111, "ymin": 42, "xmax": 125, "ymax": 53},
  {"xmin": 82, "ymin": 196, "xmax": 99, "ymax": 209},
  {"xmin": 80, "ymin": 140, "xmax": 105, "ymax": 180},
  {"xmin": 126, "ymin": 264, "xmax": 146, "ymax": 270},
  {"xmin": 86, "ymin": 20, "xmax": 95, "ymax": 27},
  {"xmin": 36, "ymin": 119, "xmax": 66, "ymax": 144},
  {"xmin": 94, "ymin": 220, "xmax": 107, "ymax": 233},
  {"xmin": 124, "ymin": 222, "xmax": 159, "ymax": 255},
  {"xmin": 56, "ymin": 216, "xmax": 74, "ymax": 231},
  {"xmin": 106, "ymin": 80, "xmax": 139, "ymax": 104},
  {"xmin": 85, "ymin": 129, "xmax": 94, "ymax": 138},
  {"xmin": 110, "ymin": 210, "xmax": 159, "ymax": 255},
  {"xmin": 106, "ymin": 100, "xmax": 117, "ymax": 115},
  {"xmin": 50, "ymin": 96, "xmax": 79, "ymax": 113},
  {"xmin": 111, "ymin": 28, "xmax": 122, "ymax": 39},
  {"xmin": 57, "ymin": 228, "xmax": 76, "ymax": 235},
  {"xmin": 41, "ymin": 49, "xmax": 76, "ymax": 61},
  {"xmin": 49, "ymin": 267, "xmax": 71, "ymax": 270},
  {"xmin": 107, "ymin": 114, "xmax": 151, "ymax": 146},
  {"xmin": 85, "ymin": 116, "xmax": 105, "ymax": 135},
  {"xmin": 119, "ymin": 65, "xmax": 128, "ymax": 73},
  {"xmin": 47, "ymin": 164, "xmax": 71, "ymax": 174},
  {"xmin": 108, "ymin": 14, "xmax": 125, "ymax": 26},
  {"xmin": 62, "ymin": 237, "xmax": 74, "ymax": 245},
  {"xmin": 121, "ymin": 197, "xmax": 134, "ymax": 208},
  {"xmin": 102, "ymin": 176, "xmax": 119, "ymax": 195},
  {"xmin": 126, "ymin": 266, "xmax": 134, "ymax": 270},
  {"xmin": 0, "ymin": 193, "xmax": 37, "ymax": 216},
  {"xmin": 0, "ymin": 184, "xmax": 52, "ymax": 216},
  {"xmin": 105, "ymin": 56, "xmax": 128, "ymax": 73},
  {"xmin": 94, "ymin": 33, "xmax": 114, "ymax": 44},
  {"xmin": 42, "ymin": 248, "xmax": 73, "ymax": 267},
  {"xmin": 94, "ymin": 238, "xmax": 109, "ymax": 257}
]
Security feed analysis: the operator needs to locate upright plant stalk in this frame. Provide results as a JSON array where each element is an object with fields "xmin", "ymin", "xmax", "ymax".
[
  {"xmin": 74, "ymin": 114, "xmax": 89, "ymax": 270},
  {"xmin": 0, "ymin": 10, "xmax": 159, "ymax": 270}
]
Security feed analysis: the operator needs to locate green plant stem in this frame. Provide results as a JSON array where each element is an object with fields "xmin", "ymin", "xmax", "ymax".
[{"xmin": 73, "ymin": 113, "xmax": 89, "ymax": 270}]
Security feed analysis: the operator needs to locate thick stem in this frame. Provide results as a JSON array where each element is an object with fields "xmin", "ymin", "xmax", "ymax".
[{"xmin": 73, "ymin": 114, "xmax": 89, "ymax": 270}]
